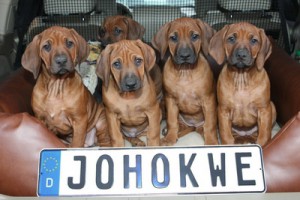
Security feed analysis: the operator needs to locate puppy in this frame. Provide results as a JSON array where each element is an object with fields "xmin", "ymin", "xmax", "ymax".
[
  {"xmin": 98, "ymin": 15, "xmax": 145, "ymax": 47},
  {"xmin": 209, "ymin": 22, "xmax": 276, "ymax": 146},
  {"xmin": 152, "ymin": 17, "xmax": 219, "ymax": 146},
  {"xmin": 96, "ymin": 40, "xmax": 161, "ymax": 147},
  {"xmin": 21, "ymin": 26, "xmax": 111, "ymax": 147}
]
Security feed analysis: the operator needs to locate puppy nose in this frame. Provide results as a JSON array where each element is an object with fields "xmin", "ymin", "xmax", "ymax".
[
  {"xmin": 179, "ymin": 48, "xmax": 191, "ymax": 60},
  {"xmin": 236, "ymin": 48, "xmax": 248, "ymax": 59},
  {"xmin": 125, "ymin": 76, "xmax": 137, "ymax": 89},
  {"xmin": 55, "ymin": 55, "xmax": 67, "ymax": 65}
]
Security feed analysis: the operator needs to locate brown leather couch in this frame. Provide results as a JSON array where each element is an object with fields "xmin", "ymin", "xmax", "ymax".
[{"xmin": 0, "ymin": 41, "xmax": 300, "ymax": 196}]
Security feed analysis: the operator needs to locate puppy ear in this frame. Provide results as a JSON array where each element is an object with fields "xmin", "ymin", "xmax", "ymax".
[
  {"xmin": 256, "ymin": 29, "xmax": 272, "ymax": 71},
  {"xmin": 195, "ymin": 19, "xmax": 216, "ymax": 57},
  {"xmin": 21, "ymin": 34, "xmax": 42, "ymax": 79},
  {"xmin": 124, "ymin": 18, "xmax": 145, "ymax": 40},
  {"xmin": 96, "ymin": 45, "xmax": 113, "ymax": 90},
  {"xmin": 151, "ymin": 22, "xmax": 171, "ymax": 60},
  {"xmin": 70, "ymin": 29, "xmax": 90, "ymax": 64},
  {"xmin": 208, "ymin": 25, "xmax": 229, "ymax": 65},
  {"xmin": 136, "ymin": 39, "xmax": 156, "ymax": 72}
]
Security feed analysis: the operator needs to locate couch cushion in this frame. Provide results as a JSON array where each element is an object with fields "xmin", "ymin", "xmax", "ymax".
[
  {"xmin": 0, "ymin": 112, "xmax": 66, "ymax": 196},
  {"xmin": 263, "ymin": 112, "xmax": 300, "ymax": 192}
]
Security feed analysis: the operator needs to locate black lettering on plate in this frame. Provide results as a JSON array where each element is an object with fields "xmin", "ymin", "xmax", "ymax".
[
  {"xmin": 96, "ymin": 154, "xmax": 114, "ymax": 189},
  {"xmin": 208, "ymin": 153, "xmax": 226, "ymax": 187},
  {"xmin": 123, "ymin": 155, "xmax": 142, "ymax": 189},
  {"xmin": 68, "ymin": 156, "xmax": 86, "ymax": 189}
]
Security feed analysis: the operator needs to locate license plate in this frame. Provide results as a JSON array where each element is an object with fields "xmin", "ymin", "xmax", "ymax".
[{"xmin": 38, "ymin": 145, "xmax": 265, "ymax": 196}]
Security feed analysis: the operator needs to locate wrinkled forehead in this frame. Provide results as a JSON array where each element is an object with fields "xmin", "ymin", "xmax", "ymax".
[
  {"xmin": 40, "ymin": 29, "xmax": 74, "ymax": 45},
  {"xmin": 226, "ymin": 23, "xmax": 260, "ymax": 38},
  {"xmin": 104, "ymin": 16, "xmax": 125, "ymax": 28},
  {"xmin": 110, "ymin": 41, "xmax": 143, "ymax": 60},
  {"xmin": 169, "ymin": 19, "xmax": 201, "ymax": 34}
]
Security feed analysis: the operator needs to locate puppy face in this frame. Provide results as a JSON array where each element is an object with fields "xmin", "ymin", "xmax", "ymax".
[
  {"xmin": 209, "ymin": 22, "xmax": 272, "ymax": 70},
  {"xmin": 39, "ymin": 29, "xmax": 78, "ymax": 76},
  {"xmin": 224, "ymin": 24, "xmax": 263, "ymax": 69},
  {"xmin": 22, "ymin": 26, "xmax": 89, "ymax": 79},
  {"xmin": 98, "ymin": 15, "xmax": 145, "ymax": 47},
  {"xmin": 152, "ymin": 17, "xmax": 215, "ymax": 65},
  {"xmin": 96, "ymin": 40, "xmax": 155, "ymax": 92}
]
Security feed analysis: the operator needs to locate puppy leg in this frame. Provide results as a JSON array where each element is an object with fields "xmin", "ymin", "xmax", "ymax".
[
  {"xmin": 106, "ymin": 110, "xmax": 124, "ymax": 147},
  {"xmin": 95, "ymin": 115, "xmax": 111, "ymax": 147},
  {"xmin": 160, "ymin": 96, "xmax": 179, "ymax": 146},
  {"xmin": 146, "ymin": 102, "xmax": 161, "ymax": 146},
  {"xmin": 71, "ymin": 116, "xmax": 88, "ymax": 147},
  {"xmin": 256, "ymin": 102, "xmax": 276, "ymax": 147},
  {"xmin": 218, "ymin": 106, "xmax": 235, "ymax": 144},
  {"xmin": 202, "ymin": 94, "xmax": 219, "ymax": 145}
]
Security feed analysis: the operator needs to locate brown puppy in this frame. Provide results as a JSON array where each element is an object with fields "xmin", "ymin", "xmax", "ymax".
[
  {"xmin": 152, "ymin": 17, "xmax": 218, "ymax": 146},
  {"xmin": 21, "ymin": 26, "xmax": 111, "ymax": 148},
  {"xmin": 98, "ymin": 15, "xmax": 145, "ymax": 47},
  {"xmin": 97, "ymin": 14, "xmax": 164, "ymax": 146},
  {"xmin": 209, "ymin": 22, "xmax": 276, "ymax": 146},
  {"xmin": 96, "ymin": 40, "xmax": 161, "ymax": 147}
]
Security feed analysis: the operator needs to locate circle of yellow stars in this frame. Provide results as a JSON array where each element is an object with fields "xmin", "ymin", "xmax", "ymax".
[{"xmin": 42, "ymin": 156, "xmax": 59, "ymax": 173}]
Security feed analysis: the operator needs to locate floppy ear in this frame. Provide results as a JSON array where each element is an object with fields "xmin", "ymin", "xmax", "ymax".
[
  {"xmin": 124, "ymin": 18, "xmax": 145, "ymax": 40},
  {"xmin": 208, "ymin": 25, "xmax": 229, "ymax": 65},
  {"xmin": 195, "ymin": 19, "xmax": 216, "ymax": 57},
  {"xmin": 96, "ymin": 45, "xmax": 113, "ymax": 90},
  {"xmin": 151, "ymin": 22, "xmax": 171, "ymax": 60},
  {"xmin": 136, "ymin": 39, "xmax": 156, "ymax": 72},
  {"xmin": 70, "ymin": 28, "xmax": 90, "ymax": 64},
  {"xmin": 21, "ymin": 34, "xmax": 42, "ymax": 79},
  {"xmin": 256, "ymin": 29, "xmax": 272, "ymax": 71}
]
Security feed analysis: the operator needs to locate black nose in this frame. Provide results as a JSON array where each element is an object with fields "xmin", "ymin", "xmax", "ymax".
[
  {"xmin": 179, "ymin": 48, "xmax": 192, "ymax": 60},
  {"xmin": 125, "ymin": 76, "xmax": 137, "ymax": 89},
  {"xmin": 55, "ymin": 55, "xmax": 67, "ymax": 65},
  {"xmin": 236, "ymin": 48, "xmax": 248, "ymax": 59}
]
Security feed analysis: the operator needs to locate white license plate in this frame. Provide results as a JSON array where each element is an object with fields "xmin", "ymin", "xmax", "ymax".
[{"xmin": 38, "ymin": 145, "xmax": 265, "ymax": 196}]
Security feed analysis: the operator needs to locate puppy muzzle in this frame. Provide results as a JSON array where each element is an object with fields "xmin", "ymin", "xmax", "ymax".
[
  {"xmin": 120, "ymin": 74, "xmax": 142, "ymax": 92},
  {"xmin": 230, "ymin": 48, "xmax": 253, "ymax": 69},
  {"xmin": 51, "ymin": 54, "xmax": 74, "ymax": 76},
  {"xmin": 173, "ymin": 47, "xmax": 197, "ymax": 65}
]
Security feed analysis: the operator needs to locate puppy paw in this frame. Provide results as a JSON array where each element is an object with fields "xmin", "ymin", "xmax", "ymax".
[
  {"xmin": 160, "ymin": 136, "xmax": 178, "ymax": 146},
  {"xmin": 127, "ymin": 137, "xmax": 146, "ymax": 147}
]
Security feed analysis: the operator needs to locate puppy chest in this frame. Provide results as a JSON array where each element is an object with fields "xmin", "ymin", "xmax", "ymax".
[{"xmin": 116, "ymin": 105, "xmax": 148, "ymax": 125}]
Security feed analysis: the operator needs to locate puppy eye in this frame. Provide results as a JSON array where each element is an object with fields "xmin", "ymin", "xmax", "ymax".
[
  {"xmin": 99, "ymin": 27, "xmax": 106, "ymax": 37},
  {"xmin": 66, "ymin": 40, "xmax": 74, "ymax": 48},
  {"xmin": 43, "ymin": 42, "xmax": 51, "ymax": 52},
  {"xmin": 191, "ymin": 33, "xmax": 199, "ymax": 41},
  {"xmin": 227, "ymin": 36, "xmax": 236, "ymax": 44},
  {"xmin": 250, "ymin": 38, "xmax": 258, "ymax": 45},
  {"xmin": 114, "ymin": 27, "xmax": 122, "ymax": 35},
  {"xmin": 135, "ymin": 58, "xmax": 143, "ymax": 66},
  {"xmin": 170, "ymin": 35, "xmax": 178, "ymax": 42},
  {"xmin": 113, "ymin": 61, "xmax": 121, "ymax": 70}
]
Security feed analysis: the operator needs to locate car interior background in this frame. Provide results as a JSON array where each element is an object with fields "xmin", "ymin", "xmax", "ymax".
[{"xmin": 2, "ymin": 0, "xmax": 300, "ymax": 197}]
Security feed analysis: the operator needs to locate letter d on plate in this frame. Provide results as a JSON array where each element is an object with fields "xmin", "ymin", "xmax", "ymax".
[{"xmin": 38, "ymin": 150, "xmax": 61, "ymax": 196}]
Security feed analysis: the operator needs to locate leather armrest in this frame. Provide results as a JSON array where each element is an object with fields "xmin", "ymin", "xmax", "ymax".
[
  {"xmin": 263, "ymin": 41, "xmax": 300, "ymax": 192},
  {"xmin": 264, "ymin": 112, "xmax": 300, "ymax": 192},
  {"xmin": 0, "ymin": 112, "xmax": 66, "ymax": 196},
  {"xmin": 0, "ymin": 68, "xmax": 35, "ymax": 114},
  {"xmin": 265, "ymin": 43, "xmax": 300, "ymax": 125}
]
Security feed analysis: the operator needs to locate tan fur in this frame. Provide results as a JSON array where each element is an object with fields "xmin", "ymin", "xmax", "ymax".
[
  {"xmin": 22, "ymin": 26, "xmax": 111, "ymax": 147},
  {"xmin": 152, "ymin": 17, "xmax": 218, "ymax": 146},
  {"xmin": 96, "ymin": 40, "xmax": 161, "ymax": 147},
  {"xmin": 209, "ymin": 22, "xmax": 276, "ymax": 146}
]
